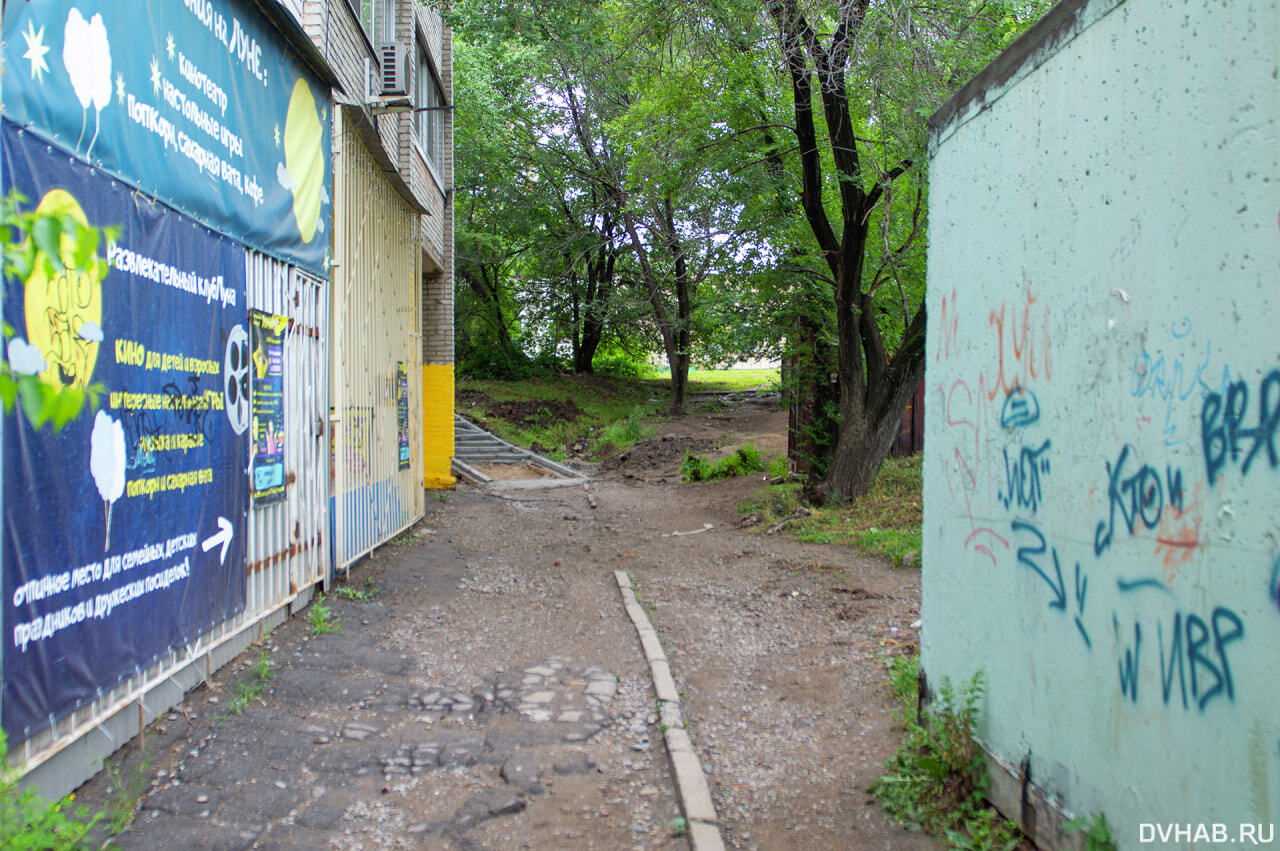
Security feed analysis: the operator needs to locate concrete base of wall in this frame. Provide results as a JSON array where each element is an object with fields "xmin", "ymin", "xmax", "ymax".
[
  {"xmin": 983, "ymin": 742, "xmax": 1085, "ymax": 851},
  {"xmin": 19, "ymin": 585, "xmax": 318, "ymax": 801}
]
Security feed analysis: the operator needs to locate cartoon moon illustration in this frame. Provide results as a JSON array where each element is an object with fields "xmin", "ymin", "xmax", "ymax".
[
  {"xmin": 23, "ymin": 189, "xmax": 104, "ymax": 389},
  {"xmin": 283, "ymin": 78, "xmax": 324, "ymax": 243}
]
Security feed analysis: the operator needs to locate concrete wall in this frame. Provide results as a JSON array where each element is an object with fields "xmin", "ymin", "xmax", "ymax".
[{"xmin": 923, "ymin": 0, "xmax": 1279, "ymax": 846}]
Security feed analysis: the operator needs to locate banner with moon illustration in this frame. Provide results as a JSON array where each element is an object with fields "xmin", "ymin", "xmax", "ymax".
[
  {"xmin": 1, "ymin": 0, "xmax": 332, "ymax": 276},
  {"xmin": 1, "ymin": 124, "xmax": 250, "ymax": 738}
]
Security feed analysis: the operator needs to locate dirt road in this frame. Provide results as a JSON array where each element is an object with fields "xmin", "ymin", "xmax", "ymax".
[{"xmin": 77, "ymin": 406, "xmax": 936, "ymax": 850}]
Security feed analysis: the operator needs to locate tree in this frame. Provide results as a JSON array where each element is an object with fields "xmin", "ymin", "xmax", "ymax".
[{"xmin": 760, "ymin": 0, "xmax": 1048, "ymax": 501}]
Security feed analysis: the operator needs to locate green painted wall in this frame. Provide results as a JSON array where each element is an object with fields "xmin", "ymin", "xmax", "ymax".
[{"xmin": 923, "ymin": 0, "xmax": 1280, "ymax": 846}]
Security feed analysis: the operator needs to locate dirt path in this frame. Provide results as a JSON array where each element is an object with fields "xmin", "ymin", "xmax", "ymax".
[{"xmin": 76, "ymin": 407, "xmax": 936, "ymax": 850}]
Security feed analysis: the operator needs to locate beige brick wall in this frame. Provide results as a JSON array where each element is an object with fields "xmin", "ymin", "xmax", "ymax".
[{"xmin": 302, "ymin": 0, "xmax": 453, "ymax": 368}]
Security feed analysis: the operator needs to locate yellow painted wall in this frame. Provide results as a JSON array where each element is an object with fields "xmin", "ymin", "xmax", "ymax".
[{"xmin": 421, "ymin": 363, "xmax": 456, "ymax": 488}]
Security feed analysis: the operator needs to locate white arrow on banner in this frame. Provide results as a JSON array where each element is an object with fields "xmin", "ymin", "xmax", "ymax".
[{"xmin": 201, "ymin": 516, "xmax": 234, "ymax": 565}]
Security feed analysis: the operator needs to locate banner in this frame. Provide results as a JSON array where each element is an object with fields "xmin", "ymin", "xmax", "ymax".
[
  {"xmin": 2, "ymin": 123, "xmax": 249, "ymax": 737},
  {"xmin": 397, "ymin": 362, "xmax": 411, "ymax": 469},
  {"xmin": 249, "ymin": 309, "xmax": 287, "ymax": 504},
  {"xmin": 2, "ymin": 0, "xmax": 332, "ymax": 276}
]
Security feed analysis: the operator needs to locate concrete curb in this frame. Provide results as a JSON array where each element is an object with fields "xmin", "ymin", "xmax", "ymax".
[{"xmin": 614, "ymin": 571, "xmax": 726, "ymax": 851}]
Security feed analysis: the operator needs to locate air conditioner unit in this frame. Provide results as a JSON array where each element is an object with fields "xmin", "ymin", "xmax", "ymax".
[{"xmin": 378, "ymin": 42, "xmax": 410, "ymax": 97}]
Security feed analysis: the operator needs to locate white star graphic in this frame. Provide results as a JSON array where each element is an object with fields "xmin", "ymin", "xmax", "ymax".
[{"xmin": 21, "ymin": 21, "xmax": 50, "ymax": 83}]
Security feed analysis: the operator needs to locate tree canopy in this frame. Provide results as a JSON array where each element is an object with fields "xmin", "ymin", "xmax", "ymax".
[{"xmin": 449, "ymin": 0, "xmax": 1051, "ymax": 494}]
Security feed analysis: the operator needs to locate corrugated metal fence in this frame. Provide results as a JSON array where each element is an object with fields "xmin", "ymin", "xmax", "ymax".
[{"xmin": 330, "ymin": 109, "xmax": 424, "ymax": 571}]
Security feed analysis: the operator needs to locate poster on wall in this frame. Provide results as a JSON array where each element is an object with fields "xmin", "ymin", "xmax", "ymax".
[
  {"xmin": 249, "ymin": 310, "xmax": 287, "ymax": 504},
  {"xmin": 1, "ymin": 0, "xmax": 332, "ymax": 277},
  {"xmin": 1, "ymin": 124, "xmax": 250, "ymax": 738},
  {"xmin": 396, "ymin": 362, "xmax": 411, "ymax": 469}
]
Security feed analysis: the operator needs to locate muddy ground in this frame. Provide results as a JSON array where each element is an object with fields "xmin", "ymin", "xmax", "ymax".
[{"xmin": 74, "ymin": 400, "xmax": 935, "ymax": 850}]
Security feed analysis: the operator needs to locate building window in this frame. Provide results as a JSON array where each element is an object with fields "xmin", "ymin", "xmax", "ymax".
[
  {"xmin": 416, "ymin": 46, "xmax": 445, "ymax": 169},
  {"xmin": 359, "ymin": 0, "xmax": 395, "ymax": 43}
]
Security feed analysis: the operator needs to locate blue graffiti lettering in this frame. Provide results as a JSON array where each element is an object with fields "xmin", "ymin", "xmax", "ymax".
[
  {"xmin": 1115, "ymin": 616, "xmax": 1141, "ymax": 703},
  {"xmin": 1094, "ymin": 445, "xmax": 1185, "ymax": 555},
  {"xmin": 999, "ymin": 439, "xmax": 1051, "ymax": 514},
  {"xmin": 1202, "ymin": 369, "xmax": 1280, "ymax": 484},
  {"xmin": 1012, "ymin": 521, "xmax": 1089, "ymax": 647},
  {"xmin": 1000, "ymin": 384, "xmax": 1041, "ymax": 428}
]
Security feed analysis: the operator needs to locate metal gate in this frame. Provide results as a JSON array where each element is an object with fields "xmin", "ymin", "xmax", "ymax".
[{"xmin": 330, "ymin": 107, "xmax": 425, "ymax": 571}]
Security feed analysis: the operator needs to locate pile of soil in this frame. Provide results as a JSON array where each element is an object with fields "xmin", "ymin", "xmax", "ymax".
[
  {"xmin": 482, "ymin": 399, "xmax": 584, "ymax": 428},
  {"xmin": 600, "ymin": 434, "xmax": 719, "ymax": 475}
]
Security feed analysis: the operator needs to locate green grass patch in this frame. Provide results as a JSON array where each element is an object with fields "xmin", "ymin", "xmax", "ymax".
[
  {"xmin": 331, "ymin": 576, "xmax": 376, "ymax": 602},
  {"xmin": 739, "ymin": 454, "xmax": 922, "ymax": 564},
  {"xmin": 597, "ymin": 408, "xmax": 652, "ymax": 455},
  {"xmin": 458, "ymin": 374, "xmax": 666, "ymax": 457},
  {"xmin": 872, "ymin": 655, "xmax": 1022, "ymax": 849},
  {"xmin": 685, "ymin": 368, "xmax": 779, "ymax": 392},
  {"xmin": 681, "ymin": 443, "xmax": 766, "ymax": 482}
]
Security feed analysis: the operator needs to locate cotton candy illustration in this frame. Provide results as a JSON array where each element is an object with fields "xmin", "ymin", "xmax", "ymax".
[
  {"xmin": 62, "ymin": 9, "xmax": 112, "ymax": 157},
  {"xmin": 90, "ymin": 410, "xmax": 126, "ymax": 551}
]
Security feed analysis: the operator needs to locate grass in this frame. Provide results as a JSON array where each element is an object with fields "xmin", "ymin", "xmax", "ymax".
[
  {"xmin": 307, "ymin": 596, "xmax": 344, "ymax": 635},
  {"xmin": 331, "ymin": 576, "xmax": 376, "ymax": 602},
  {"xmin": 221, "ymin": 646, "xmax": 276, "ymax": 721},
  {"xmin": 101, "ymin": 744, "xmax": 151, "ymax": 836},
  {"xmin": 681, "ymin": 443, "xmax": 767, "ymax": 482},
  {"xmin": 739, "ymin": 453, "xmax": 923, "ymax": 564},
  {"xmin": 457, "ymin": 373, "xmax": 665, "ymax": 457},
  {"xmin": 457, "ymin": 369, "xmax": 780, "ymax": 459},
  {"xmin": 872, "ymin": 654, "xmax": 1022, "ymax": 849}
]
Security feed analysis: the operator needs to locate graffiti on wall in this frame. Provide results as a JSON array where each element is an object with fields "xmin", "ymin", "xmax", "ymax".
[{"xmin": 936, "ymin": 285, "xmax": 1276, "ymax": 717}]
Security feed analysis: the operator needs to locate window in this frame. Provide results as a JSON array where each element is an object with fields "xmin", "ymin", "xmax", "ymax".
[
  {"xmin": 416, "ymin": 46, "xmax": 445, "ymax": 169},
  {"xmin": 359, "ymin": 0, "xmax": 395, "ymax": 43}
]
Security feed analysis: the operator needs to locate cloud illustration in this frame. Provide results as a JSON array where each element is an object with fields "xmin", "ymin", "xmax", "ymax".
[
  {"xmin": 63, "ymin": 10, "xmax": 112, "ymax": 111},
  {"xmin": 8, "ymin": 338, "xmax": 47, "ymax": 375},
  {"xmin": 78, "ymin": 320, "xmax": 104, "ymax": 343},
  {"xmin": 276, "ymin": 162, "xmax": 296, "ymax": 192}
]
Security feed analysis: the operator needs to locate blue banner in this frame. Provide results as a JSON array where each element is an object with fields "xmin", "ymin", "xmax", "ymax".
[
  {"xmin": 2, "ymin": 0, "xmax": 332, "ymax": 276},
  {"xmin": 2, "ymin": 123, "xmax": 250, "ymax": 738}
]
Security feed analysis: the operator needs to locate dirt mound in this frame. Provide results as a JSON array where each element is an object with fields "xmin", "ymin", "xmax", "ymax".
[
  {"xmin": 484, "ymin": 398, "xmax": 584, "ymax": 428},
  {"xmin": 602, "ymin": 434, "xmax": 718, "ymax": 473}
]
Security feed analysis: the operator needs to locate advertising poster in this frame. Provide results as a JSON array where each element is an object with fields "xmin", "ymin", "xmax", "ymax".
[
  {"xmin": 249, "ymin": 309, "xmax": 287, "ymax": 504},
  {"xmin": 397, "ymin": 362, "xmax": 410, "ymax": 469},
  {"xmin": 2, "ymin": 0, "xmax": 332, "ymax": 276},
  {"xmin": 1, "ymin": 124, "xmax": 249, "ymax": 737}
]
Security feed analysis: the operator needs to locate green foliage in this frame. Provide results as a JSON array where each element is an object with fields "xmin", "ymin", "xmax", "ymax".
[
  {"xmin": 739, "ymin": 454, "xmax": 922, "ymax": 564},
  {"xmin": 669, "ymin": 816, "xmax": 688, "ymax": 837},
  {"xmin": 307, "ymin": 596, "xmax": 344, "ymax": 636},
  {"xmin": 1064, "ymin": 813, "xmax": 1119, "ymax": 851},
  {"xmin": 0, "ymin": 191, "xmax": 112, "ymax": 430},
  {"xmin": 222, "ymin": 647, "xmax": 276, "ymax": 720},
  {"xmin": 681, "ymin": 443, "xmax": 766, "ymax": 482},
  {"xmin": 596, "ymin": 408, "xmax": 652, "ymax": 455},
  {"xmin": 332, "ymin": 577, "xmax": 376, "ymax": 602},
  {"xmin": 0, "ymin": 730, "xmax": 101, "ymax": 849},
  {"xmin": 873, "ymin": 659, "xmax": 1021, "ymax": 849},
  {"xmin": 101, "ymin": 744, "xmax": 151, "ymax": 836}
]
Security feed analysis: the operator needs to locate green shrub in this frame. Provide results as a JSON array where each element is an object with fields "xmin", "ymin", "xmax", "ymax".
[
  {"xmin": 872, "ymin": 658, "xmax": 1022, "ymax": 849},
  {"xmin": 681, "ymin": 443, "xmax": 768, "ymax": 482},
  {"xmin": 0, "ymin": 731, "xmax": 101, "ymax": 849}
]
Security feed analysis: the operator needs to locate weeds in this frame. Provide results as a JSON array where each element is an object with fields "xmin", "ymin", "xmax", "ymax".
[
  {"xmin": 1064, "ymin": 813, "xmax": 1118, "ymax": 851},
  {"xmin": 681, "ymin": 443, "xmax": 766, "ymax": 482},
  {"xmin": 872, "ymin": 655, "xmax": 1021, "ymax": 849},
  {"xmin": 101, "ymin": 744, "xmax": 151, "ymax": 836},
  {"xmin": 597, "ymin": 408, "xmax": 651, "ymax": 455},
  {"xmin": 307, "ymin": 596, "xmax": 344, "ymax": 635},
  {"xmin": 0, "ymin": 730, "xmax": 101, "ymax": 849},
  {"xmin": 332, "ymin": 577, "xmax": 376, "ymax": 602},
  {"xmin": 738, "ymin": 454, "xmax": 922, "ymax": 564},
  {"xmin": 222, "ymin": 647, "xmax": 276, "ymax": 719}
]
